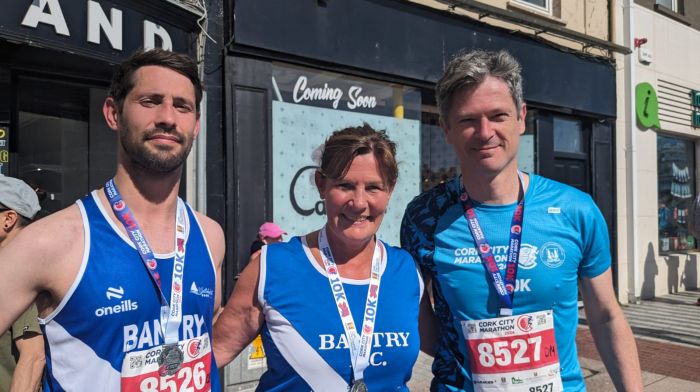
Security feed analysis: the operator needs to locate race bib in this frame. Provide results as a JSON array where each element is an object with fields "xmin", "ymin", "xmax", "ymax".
[
  {"xmin": 121, "ymin": 334, "xmax": 212, "ymax": 392},
  {"xmin": 461, "ymin": 310, "xmax": 563, "ymax": 392}
]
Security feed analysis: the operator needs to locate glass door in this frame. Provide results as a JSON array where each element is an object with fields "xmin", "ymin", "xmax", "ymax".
[{"xmin": 13, "ymin": 75, "xmax": 112, "ymax": 215}]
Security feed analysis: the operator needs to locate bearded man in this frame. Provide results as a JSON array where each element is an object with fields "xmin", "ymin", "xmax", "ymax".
[{"xmin": 0, "ymin": 49, "xmax": 224, "ymax": 391}]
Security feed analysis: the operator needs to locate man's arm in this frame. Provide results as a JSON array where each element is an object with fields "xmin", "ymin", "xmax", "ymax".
[
  {"xmin": 9, "ymin": 333, "xmax": 45, "ymax": 392},
  {"xmin": 195, "ymin": 213, "xmax": 226, "ymax": 318},
  {"xmin": 580, "ymin": 268, "xmax": 642, "ymax": 392},
  {"xmin": 212, "ymin": 252, "xmax": 264, "ymax": 368}
]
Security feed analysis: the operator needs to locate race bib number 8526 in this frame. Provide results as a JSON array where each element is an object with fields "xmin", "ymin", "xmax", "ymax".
[{"xmin": 121, "ymin": 334, "xmax": 212, "ymax": 392}]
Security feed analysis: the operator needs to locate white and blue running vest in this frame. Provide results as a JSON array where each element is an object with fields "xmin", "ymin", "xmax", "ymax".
[
  {"xmin": 257, "ymin": 236, "xmax": 423, "ymax": 391},
  {"xmin": 39, "ymin": 191, "xmax": 220, "ymax": 391}
]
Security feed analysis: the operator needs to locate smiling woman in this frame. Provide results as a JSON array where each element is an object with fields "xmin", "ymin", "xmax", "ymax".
[{"xmin": 213, "ymin": 124, "xmax": 426, "ymax": 392}]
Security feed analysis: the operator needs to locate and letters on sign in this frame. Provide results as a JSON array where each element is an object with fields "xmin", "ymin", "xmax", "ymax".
[
  {"xmin": 20, "ymin": 0, "xmax": 172, "ymax": 50},
  {"xmin": 0, "ymin": 0, "xmax": 192, "ymax": 61}
]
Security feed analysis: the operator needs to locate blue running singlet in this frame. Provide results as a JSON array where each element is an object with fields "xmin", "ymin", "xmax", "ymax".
[
  {"xmin": 256, "ymin": 236, "xmax": 423, "ymax": 391},
  {"xmin": 39, "ymin": 191, "xmax": 220, "ymax": 391},
  {"xmin": 401, "ymin": 175, "xmax": 611, "ymax": 392}
]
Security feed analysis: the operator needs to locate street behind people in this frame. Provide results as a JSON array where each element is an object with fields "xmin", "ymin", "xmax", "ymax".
[
  {"xmin": 249, "ymin": 222, "xmax": 287, "ymax": 256},
  {"xmin": 214, "ymin": 124, "xmax": 426, "ymax": 391},
  {"xmin": 401, "ymin": 49, "xmax": 643, "ymax": 392},
  {"xmin": 0, "ymin": 49, "xmax": 224, "ymax": 391},
  {"xmin": 0, "ymin": 175, "xmax": 44, "ymax": 392}
]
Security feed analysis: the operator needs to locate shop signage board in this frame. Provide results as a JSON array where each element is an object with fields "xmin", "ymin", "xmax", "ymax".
[
  {"xmin": 0, "ymin": 126, "xmax": 8, "ymax": 175},
  {"xmin": 691, "ymin": 90, "xmax": 700, "ymax": 128},
  {"xmin": 0, "ymin": 0, "xmax": 197, "ymax": 62},
  {"xmin": 635, "ymin": 82, "xmax": 660, "ymax": 129}
]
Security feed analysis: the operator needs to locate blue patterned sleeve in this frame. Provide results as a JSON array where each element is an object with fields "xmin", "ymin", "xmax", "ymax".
[{"xmin": 401, "ymin": 208, "xmax": 431, "ymax": 270}]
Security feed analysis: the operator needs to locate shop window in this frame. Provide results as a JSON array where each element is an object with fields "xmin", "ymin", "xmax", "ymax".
[
  {"xmin": 513, "ymin": 0, "xmax": 552, "ymax": 14},
  {"xmin": 656, "ymin": 0, "xmax": 678, "ymax": 12},
  {"xmin": 519, "ymin": 110, "xmax": 536, "ymax": 173},
  {"xmin": 14, "ymin": 76, "xmax": 113, "ymax": 214},
  {"xmin": 553, "ymin": 116, "xmax": 583, "ymax": 154},
  {"xmin": 268, "ymin": 63, "xmax": 421, "ymax": 246},
  {"xmin": 418, "ymin": 107, "xmax": 537, "ymax": 192},
  {"xmin": 420, "ymin": 111, "xmax": 459, "ymax": 192},
  {"xmin": 657, "ymin": 134, "xmax": 696, "ymax": 252}
]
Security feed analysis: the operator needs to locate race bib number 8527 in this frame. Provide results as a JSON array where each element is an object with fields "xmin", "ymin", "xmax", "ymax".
[{"xmin": 461, "ymin": 310, "xmax": 563, "ymax": 392}]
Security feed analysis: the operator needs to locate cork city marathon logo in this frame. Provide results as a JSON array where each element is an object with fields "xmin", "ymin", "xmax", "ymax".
[
  {"xmin": 516, "ymin": 315, "xmax": 533, "ymax": 333},
  {"xmin": 113, "ymin": 200, "xmax": 126, "ymax": 212},
  {"xmin": 187, "ymin": 339, "xmax": 202, "ymax": 358},
  {"xmin": 146, "ymin": 259, "xmax": 158, "ymax": 270},
  {"xmin": 453, "ymin": 243, "xmax": 538, "ymax": 270},
  {"xmin": 479, "ymin": 244, "xmax": 490, "ymax": 254}
]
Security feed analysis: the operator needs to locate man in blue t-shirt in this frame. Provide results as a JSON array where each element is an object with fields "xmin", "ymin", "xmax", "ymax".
[{"xmin": 401, "ymin": 50, "xmax": 642, "ymax": 392}]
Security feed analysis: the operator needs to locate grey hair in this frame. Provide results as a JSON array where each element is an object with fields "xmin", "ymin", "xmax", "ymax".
[{"xmin": 436, "ymin": 50, "xmax": 524, "ymax": 121}]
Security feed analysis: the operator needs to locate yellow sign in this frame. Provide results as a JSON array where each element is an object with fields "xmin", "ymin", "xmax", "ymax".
[
  {"xmin": 0, "ymin": 128, "xmax": 5, "ymax": 138},
  {"xmin": 0, "ymin": 150, "xmax": 7, "ymax": 163},
  {"xmin": 249, "ymin": 335, "xmax": 266, "ymax": 360}
]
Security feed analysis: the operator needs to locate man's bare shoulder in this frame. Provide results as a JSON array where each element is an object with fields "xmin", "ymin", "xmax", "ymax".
[
  {"xmin": 9, "ymin": 204, "xmax": 83, "ymax": 254},
  {"xmin": 0, "ymin": 204, "xmax": 85, "ymax": 312},
  {"xmin": 193, "ymin": 212, "xmax": 225, "ymax": 266}
]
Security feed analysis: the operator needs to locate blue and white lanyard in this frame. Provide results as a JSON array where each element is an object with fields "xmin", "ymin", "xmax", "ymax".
[
  {"xmin": 105, "ymin": 179, "xmax": 187, "ymax": 345},
  {"xmin": 318, "ymin": 227, "xmax": 384, "ymax": 384},
  {"xmin": 459, "ymin": 173, "xmax": 525, "ymax": 316}
]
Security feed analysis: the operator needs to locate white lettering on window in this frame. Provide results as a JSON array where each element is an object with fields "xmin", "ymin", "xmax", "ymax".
[
  {"xmin": 21, "ymin": 0, "xmax": 70, "ymax": 36},
  {"xmin": 144, "ymin": 20, "xmax": 172, "ymax": 51},
  {"xmin": 87, "ymin": 0, "xmax": 123, "ymax": 50}
]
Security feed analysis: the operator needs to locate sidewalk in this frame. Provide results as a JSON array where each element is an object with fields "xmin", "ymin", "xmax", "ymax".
[
  {"xmin": 577, "ymin": 326, "xmax": 700, "ymax": 391},
  {"xmin": 409, "ymin": 328, "xmax": 700, "ymax": 391},
  {"xmin": 409, "ymin": 289, "xmax": 700, "ymax": 391}
]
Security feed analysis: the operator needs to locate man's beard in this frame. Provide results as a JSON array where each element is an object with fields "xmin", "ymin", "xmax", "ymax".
[{"xmin": 120, "ymin": 126, "xmax": 193, "ymax": 173}]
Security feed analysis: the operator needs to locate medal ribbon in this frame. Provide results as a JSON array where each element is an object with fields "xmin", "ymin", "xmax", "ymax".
[
  {"xmin": 318, "ymin": 227, "xmax": 384, "ymax": 384},
  {"xmin": 105, "ymin": 179, "xmax": 187, "ymax": 345},
  {"xmin": 459, "ymin": 172, "xmax": 525, "ymax": 316}
]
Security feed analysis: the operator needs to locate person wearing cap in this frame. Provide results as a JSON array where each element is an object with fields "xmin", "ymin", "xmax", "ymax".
[
  {"xmin": 249, "ymin": 222, "xmax": 287, "ymax": 256},
  {"xmin": 0, "ymin": 175, "xmax": 45, "ymax": 392}
]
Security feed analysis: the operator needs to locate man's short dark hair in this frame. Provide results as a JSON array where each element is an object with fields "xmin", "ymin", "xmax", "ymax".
[{"xmin": 108, "ymin": 48, "xmax": 203, "ymax": 114}]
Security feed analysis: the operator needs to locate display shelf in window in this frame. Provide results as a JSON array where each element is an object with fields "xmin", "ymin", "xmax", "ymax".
[{"xmin": 657, "ymin": 134, "xmax": 697, "ymax": 252}]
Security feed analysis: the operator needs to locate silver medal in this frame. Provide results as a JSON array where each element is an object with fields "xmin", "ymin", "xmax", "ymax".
[
  {"xmin": 349, "ymin": 379, "xmax": 368, "ymax": 392},
  {"xmin": 158, "ymin": 343, "xmax": 184, "ymax": 376}
]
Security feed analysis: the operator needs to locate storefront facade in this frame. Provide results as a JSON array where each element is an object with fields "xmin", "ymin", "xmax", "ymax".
[
  {"xmin": 215, "ymin": 0, "xmax": 621, "ymax": 388},
  {"xmin": 615, "ymin": 1, "xmax": 700, "ymax": 301},
  {"xmin": 0, "ymin": 0, "xmax": 202, "ymax": 214},
  {"xmin": 221, "ymin": 0, "xmax": 618, "ymax": 275}
]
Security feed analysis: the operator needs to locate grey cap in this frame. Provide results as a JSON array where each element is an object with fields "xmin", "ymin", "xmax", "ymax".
[{"xmin": 0, "ymin": 175, "xmax": 41, "ymax": 220}]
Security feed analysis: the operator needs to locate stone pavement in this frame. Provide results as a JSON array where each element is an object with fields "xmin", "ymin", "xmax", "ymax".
[{"xmin": 409, "ymin": 289, "xmax": 700, "ymax": 391}]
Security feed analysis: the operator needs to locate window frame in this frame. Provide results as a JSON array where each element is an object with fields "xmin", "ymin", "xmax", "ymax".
[
  {"xmin": 656, "ymin": 0, "xmax": 678, "ymax": 12},
  {"xmin": 512, "ymin": 0, "xmax": 552, "ymax": 15},
  {"xmin": 656, "ymin": 133, "xmax": 697, "ymax": 253}
]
